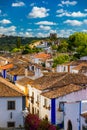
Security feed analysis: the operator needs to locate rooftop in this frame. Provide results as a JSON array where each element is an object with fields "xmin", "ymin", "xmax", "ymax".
[
  {"xmin": 41, "ymin": 84, "xmax": 82, "ymax": 99},
  {"xmin": 0, "ymin": 77, "xmax": 25, "ymax": 97}
]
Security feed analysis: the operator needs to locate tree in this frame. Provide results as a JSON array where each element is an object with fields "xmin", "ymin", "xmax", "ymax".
[
  {"xmin": 68, "ymin": 32, "xmax": 87, "ymax": 56},
  {"xmin": 53, "ymin": 54, "xmax": 70, "ymax": 67},
  {"xmin": 57, "ymin": 41, "xmax": 68, "ymax": 53},
  {"xmin": 16, "ymin": 37, "xmax": 21, "ymax": 48}
]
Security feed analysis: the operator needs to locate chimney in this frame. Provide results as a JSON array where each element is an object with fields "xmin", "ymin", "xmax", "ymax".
[
  {"xmin": 56, "ymin": 65, "xmax": 62, "ymax": 72},
  {"xmin": 35, "ymin": 67, "xmax": 43, "ymax": 78},
  {"xmin": 25, "ymin": 68, "xmax": 28, "ymax": 77}
]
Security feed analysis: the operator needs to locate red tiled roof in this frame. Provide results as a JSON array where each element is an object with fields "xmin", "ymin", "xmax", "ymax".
[
  {"xmin": 41, "ymin": 84, "xmax": 82, "ymax": 99},
  {"xmin": 81, "ymin": 112, "xmax": 87, "ymax": 118},
  {"xmin": 34, "ymin": 52, "xmax": 51, "ymax": 59},
  {"xmin": 0, "ymin": 64, "xmax": 13, "ymax": 70}
]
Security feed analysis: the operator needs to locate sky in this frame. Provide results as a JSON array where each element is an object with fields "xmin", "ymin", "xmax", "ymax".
[{"xmin": 0, "ymin": 0, "xmax": 87, "ymax": 37}]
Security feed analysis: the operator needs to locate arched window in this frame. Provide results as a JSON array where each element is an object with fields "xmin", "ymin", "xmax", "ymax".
[{"xmin": 67, "ymin": 120, "xmax": 72, "ymax": 130}]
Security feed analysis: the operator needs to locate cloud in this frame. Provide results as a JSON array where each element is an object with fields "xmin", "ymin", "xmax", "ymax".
[
  {"xmin": 12, "ymin": 1, "xmax": 25, "ymax": 7},
  {"xmin": 64, "ymin": 20, "xmax": 82, "ymax": 26},
  {"xmin": 84, "ymin": 9, "xmax": 87, "ymax": 12},
  {"xmin": 71, "ymin": 11, "xmax": 87, "ymax": 17},
  {"xmin": 61, "ymin": 0, "xmax": 77, "ymax": 6},
  {"xmin": 0, "ymin": 26, "xmax": 16, "ymax": 35},
  {"xmin": 27, "ymin": 29, "xmax": 32, "ymax": 31},
  {"xmin": 0, "ymin": 19, "xmax": 11, "ymax": 24},
  {"xmin": 0, "ymin": 10, "xmax": 7, "ymax": 17},
  {"xmin": 39, "ymin": 25, "xmax": 51, "ymax": 30},
  {"xmin": 58, "ymin": 0, "xmax": 77, "ymax": 7},
  {"xmin": 30, "ymin": 3, "xmax": 35, "ymax": 7},
  {"xmin": 0, "ymin": 10, "xmax": 2, "ymax": 14},
  {"xmin": 28, "ymin": 6, "xmax": 49, "ymax": 18},
  {"xmin": 25, "ymin": 32, "xmax": 33, "ymax": 37},
  {"xmin": 36, "ymin": 32, "xmax": 49, "ymax": 37},
  {"xmin": 83, "ymin": 19, "xmax": 87, "ymax": 24},
  {"xmin": 56, "ymin": 9, "xmax": 64, "ymax": 13},
  {"xmin": 82, "ymin": 29, "xmax": 87, "ymax": 32},
  {"xmin": 42, "ymin": 1, "xmax": 48, "ymax": 4},
  {"xmin": 35, "ymin": 21, "xmax": 56, "ymax": 25},
  {"xmin": 58, "ymin": 29, "xmax": 75, "ymax": 37},
  {"xmin": 58, "ymin": 4, "xmax": 63, "ymax": 7},
  {"xmin": 57, "ymin": 10, "xmax": 87, "ymax": 17},
  {"xmin": 18, "ymin": 31, "xmax": 33, "ymax": 37}
]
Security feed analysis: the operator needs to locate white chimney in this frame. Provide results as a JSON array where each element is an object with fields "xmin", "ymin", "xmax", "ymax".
[
  {"xmin": 25, "ymin": 68, "xmax": 28, "ymax": 77},
  {"xmin": 56, "ymin": 65, "xmax": 62, "ymax": 72},
  {"xmin": 35, "ymin": 68, "xmax": 43, "ymax": 78}
]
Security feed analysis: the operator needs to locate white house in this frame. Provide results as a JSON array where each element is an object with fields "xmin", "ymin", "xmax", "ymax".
[
  {"xmin": 56, "ymin": 61, "xmax": 87, "ymax": 73},
  {"xmin": 0, "ymin": 77, "xmax": 25, "ymax": 128},
  {"xmin": 72, "ymin": 63, "xmax": 87, "ymax": 74},
  {"xmin": 16, "ymin": 72, "xmax": 87, "ymax": 130}
]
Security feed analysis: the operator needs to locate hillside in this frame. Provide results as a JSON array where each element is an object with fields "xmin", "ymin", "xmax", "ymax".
[{"xmin": 0, "ymin": 35, "xmax": 46, "ymax": 51}]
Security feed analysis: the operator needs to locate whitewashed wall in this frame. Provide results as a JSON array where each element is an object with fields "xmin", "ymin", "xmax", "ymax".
[
  {"xmin": 56, "ymin": 65, "xmax": 68, "ymax": 72},
  {"xmin": 27, "ymin": 84, "xmax": 51, "ymax": 121},
  {"xmin": 15, "ymin": 83, "xmax": 26, "ymax": 93},
  {"xmin": 40, "ymin": 95, "xmax": 51, "ymax": 122},
  {"xmin": 71, "ymin": 69, "xmax": 79, "ymax": 73},
  {"xmin": 0, "ymin": 97, "xmax": 23, "ymax": 128},
  {"xmin": 64, "ymin": 102, "xmax": 79, "ymax": 130},
  {"xmin": 70, "ymin": 65, "xmax": 76, "ymax": 73}
]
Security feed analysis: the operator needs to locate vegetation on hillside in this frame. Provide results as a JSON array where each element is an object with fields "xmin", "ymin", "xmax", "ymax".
[
  {"xmin": 0, "ymin": 35, "xmax": 45, "ymax": 51},
  {"xmin": 0, "ymin": 32, "xmax": 87, "ymax": 62}
]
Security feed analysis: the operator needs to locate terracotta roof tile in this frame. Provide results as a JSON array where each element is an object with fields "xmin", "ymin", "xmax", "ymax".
[
  {"xmin": 81, "ymin": 112, "xmax": 87, "ymax": 118},
  {"xmin": 72, "ymin": 63, "xmax": 87, "ymax": 71},
  {"xmin": 0, "ymin": 77, "xmax": 25, "ymax": 97},
  {"xmin": 26, "ymin": 73, "xmax": 87, "ymax": 91},
  {"xmin": 49, "ymin": 73, "xmax": 87, "ymax": 89},
  {"xmin": 0, "ymin": 64, "xmax": 13, "ymax": 70},
  {"xmin": 41, "ymin": 84, "xmax": 82, "ymax": 98},
  {"xmin": 34, "ymin": 52, "xmax": 51, "ymax": 59}
]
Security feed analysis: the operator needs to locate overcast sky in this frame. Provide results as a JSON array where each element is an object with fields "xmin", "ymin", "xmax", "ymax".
[{"xmin": 0, "ymin": 0, "xmax": 87, "ymax": 37}]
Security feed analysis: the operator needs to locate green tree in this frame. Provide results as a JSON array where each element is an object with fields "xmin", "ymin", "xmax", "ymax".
[
  {"xmin": 58, "ymin": 41, "xmax": 68, "ymax": 53},
  {"xmin": 53, "ymin": 54, "xmax": 70, "ymax": 67},
  {"xmin": 68, "ymin": 32, "xmax": 87, "ymax": 57},
  {"xmin": 16, "ymin": 37, "xmax": 21, "ymax": 48}
]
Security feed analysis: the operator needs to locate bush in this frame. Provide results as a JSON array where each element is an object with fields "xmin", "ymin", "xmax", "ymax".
[
  {"xmin": 25, "ymin": 114, "xmax": 40, "ymax": 130},
  {"xmin": 25, "ymin": 114, "xmax": 56, "ymax": 130}
]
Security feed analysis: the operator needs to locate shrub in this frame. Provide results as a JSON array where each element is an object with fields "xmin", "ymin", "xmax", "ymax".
[
  {"xmin": 25, "ymin": 114, "xmax": 40, "ymax": 130},
  {"xmin": 25, "ymin": 114, "xmax": 56, "ymax": 130}
]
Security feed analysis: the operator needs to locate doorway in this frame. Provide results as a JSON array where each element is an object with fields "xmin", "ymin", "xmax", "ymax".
[{"xmin": 67, "ymin": 120, "xmax": 72, "ymax": 130}]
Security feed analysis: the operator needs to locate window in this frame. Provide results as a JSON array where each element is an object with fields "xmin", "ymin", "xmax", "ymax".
[
  {"xmin": 37, "ymin": 109, "xmax": 39, "ymax": 116},
  {"xmin": 7, "ymin": 122, "xmax": 15, "ymax": 127},
  {"xmin": 37, "ymin": 95, "xmax": 39, "ymax": 103},
  {"xmin": 43, "ymin": 98, "xmax": 47, "ymax": 108},
  {"xmin": 36, "ymin": 95, "xmax": 39, "ymax": 106},
  {"xmin": 58, "ymin": 102, "xmax": 64, "ymax": 111},
  {"xmin": 63, "ymin": 66, "xmax": 66, "ymax": 72},
  {"xmin": 31, "ymin": 92, "xmax": 34, "ymax": 104},
  {"xmin": 7, "ymin": 101, "xmax": 15, "ymax": 110}
]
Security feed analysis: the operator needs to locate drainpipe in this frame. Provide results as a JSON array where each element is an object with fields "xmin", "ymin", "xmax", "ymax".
[
  {"xmin": 78, "ymin": 101, "xmax": 81, "ymax": 130},
  {"xmin": 3, "ymin": 69, "xmax": 6, "ymax": 78},
  {"xmin": 63, "ymin": 102, "xmax": 65, "ymax": 129}
]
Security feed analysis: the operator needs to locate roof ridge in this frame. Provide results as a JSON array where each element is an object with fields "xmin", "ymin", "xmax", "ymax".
[{"xmin": 46, "ymin": 73, "xmax": 68, "ymax": 89}]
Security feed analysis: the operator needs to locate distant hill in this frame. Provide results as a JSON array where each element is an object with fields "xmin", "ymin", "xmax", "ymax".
[
  {"xmin": 0, "ymin": 35, "xmax": 46, "ymax": 51},
  {"xmin": 0, "ymin": 35, "xmax": 68, "ymax": 51}
]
